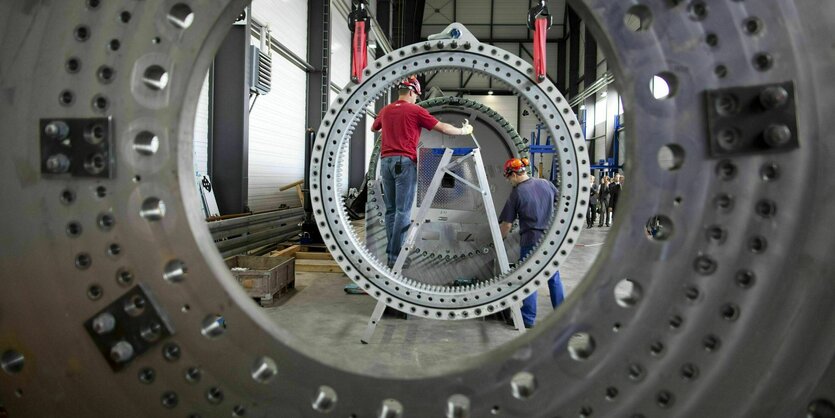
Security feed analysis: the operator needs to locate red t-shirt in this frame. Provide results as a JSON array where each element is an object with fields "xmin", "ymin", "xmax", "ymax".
[{"xmin": 372, "ymin": 100, "xmax": 439, "ymax": 161}]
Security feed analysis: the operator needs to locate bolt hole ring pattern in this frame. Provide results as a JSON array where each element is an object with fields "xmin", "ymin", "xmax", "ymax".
[{"xmin": 312, "ymin": 27, "xmax": 588, "ymax": 319}]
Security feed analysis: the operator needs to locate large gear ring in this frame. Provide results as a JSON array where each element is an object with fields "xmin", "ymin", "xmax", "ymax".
[{"xmin": 311, "ymin": 23, "xmax": 588, "ymax": 319}]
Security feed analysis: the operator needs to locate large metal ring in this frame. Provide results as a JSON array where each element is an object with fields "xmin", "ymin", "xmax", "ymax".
[{"xmin": 1, "ymin": 1, "xmax": 834, "ymax": 417}]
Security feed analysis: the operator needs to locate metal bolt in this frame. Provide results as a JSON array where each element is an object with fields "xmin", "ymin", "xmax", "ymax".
[
  {"xmin": 110, "ymin": 341, "xmax": 134, "ymax": 363},
  {"xmin": 450, "ymin": 40, "xmax": 458, "ymax": 49},
  {"xmin": 760, "ymin": 86, "xmax": 789, "ymax": 109},
  {"xmin": 44, "ymin": 121, "xmax": 70, "ymax": 139},
  {"xmin": 45, "ymin": 154, "xmax": 71, "ymax": 173},
  {"xmin": 716, "ymin": 128, "xmax": 741, "ymax": 151},
  {"xmin": 92, "ymin": 312, "xmax": 116, "ymax": 334},
  {"xmin": 140, "ymin": 321, "xmax": 162, "ymax": 342},
  {"xmin": 764, "ymin": 124, "xmax": 792, "ymax": 147}
]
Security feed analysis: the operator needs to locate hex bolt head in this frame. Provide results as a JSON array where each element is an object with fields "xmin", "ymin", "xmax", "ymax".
[
  {"xmin": 764, "ymin": 124, "xmax": 792, "ymax": 147},
  {"xmin": 44, "ymin": 121, "xmax": 70, "ymax": 139},
  {"xmin": 45, "ymin": 154, "xmax": 71, "ymax": 173},
  {"xmin": 759, "ymin": 86, "xmax": 789, "ymax": 109},
  {"xmin": 110, "ymin": 341, "xmax": 134, "ymax": 363},
  {"xmin": 92, "ymin": 312, "xmax": 116, "ymax": 334}
]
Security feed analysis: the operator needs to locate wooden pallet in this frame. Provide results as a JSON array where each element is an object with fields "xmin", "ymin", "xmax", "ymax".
[{"xmin": 266, "ymin": 244, "xmax": 343, "ymax": 274}]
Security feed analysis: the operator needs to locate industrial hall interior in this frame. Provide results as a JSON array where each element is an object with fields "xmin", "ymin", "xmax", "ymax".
[{"xmin": 1, "ymin": 0, "xmax": 834, "ymax": 417}]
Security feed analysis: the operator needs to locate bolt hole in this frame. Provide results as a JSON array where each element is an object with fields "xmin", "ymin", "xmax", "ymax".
[
  {"xmin": 681, "ymin": 363, "xmax": 699, "ymax": 381},
  {"xmin": 614, "ymin": 278, "xmax": 641, "ymax": 308},
  {"xmin": 807, "ymin": 399, "xmax": 835, "ymax": 418},
  {"xmin": 755, "ymin": 200, "xmax": 777, "ymax": 218},
  {"xmin": 59, "ymin": 90, "xmax": 75, "ymax": 106},
  {"xmin": 705, "ymin": 33, "xmax": 719, "ymax": 47},
  {"xmin": 201, "ymin": 314, "xmax": 226, "ymax": 339},
  {"xmin": 688, "ymin": 1, "xmax": 708, "ymax": 20},
  {"xmin": 623, "ymin": 5, "xmax": 652, "ymax": 31},
  {"xmin": 753, "ymin": 52, "xmax": 774, "ymax": 71},
  {"xmin": 646, "ymin": 215, "xmax": 673, "ymax": 241},
  {"xmin": 140, "ymin": 197, "xmax": 166, "ymax": 221},
  {"xmin": 74, "ymin": 25, "xmax": 90, "ymax": 42},
  {"xmin": 657, "ymin": 144, "xmax": 684, "ymax": 170},
  {"xmin": 650, "ymin": 73, "xmax": 677, "ymax": 100},
  {"xmin": 720, "ymin": 303, "xmax": 740, "ymax": 321},
  {"xmin": 66, "ymin": 58, "xmax": 81, "ymax": 73},
  {"xmin": 163, "ymin": 259, "xmax": 187, "ymax": 283},
  {"xmin": 98, "ymin": 212, "xmax": 115, "ymax": 230},
  {"xmin": 116, "ymin": 268, "xmax": 134, "ymax": 286},
  {"xmin": 75, "ymin": 253, "xmax": 92, "ymax": 270},
  {"xmin": 168, "ymin": 4, "xmax": 195, "ymax": 29},
  {"xmin": 735, "ymin": 270, "xmax": 755, "ymax": 288},
  {"xmin": 66, "ymin": 222, "xmax": 83, "ymax": 237},
  {"xmin": 748, "ymin": 236, "xmax": 767, "ymax": 253},
  {"xmin": 1, "ymin": 350, "xmax": 24, "ymax": 375},
  {"xmin": 567, "ymin": 332, "xmax": 595, "ymax": 360},
  {"xmin": 120, "ymin": 11, "xmax": 132, "ymax": 23},
  {"xmin": 92, "ymin": 95, "xmax": 108, "ymax": 111},
  {"xmin": 743, "ymin": 17, "xmax": 763, "ymax": 35},
  {"xmin": 142, "ymin": 65, "xmax": 170, "ymax": 91},
  {"xmin": 761, "ymin": 162, "xmax": 780, "ymax": 181},
  {"xmin": 87, "ymin": 284, "xmax": 103, "ymax": 300}
]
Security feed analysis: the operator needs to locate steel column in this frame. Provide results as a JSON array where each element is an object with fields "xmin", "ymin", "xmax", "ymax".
[{"xmin": 211, "ymin": 14, "xmax": 251, "ymax": 214}]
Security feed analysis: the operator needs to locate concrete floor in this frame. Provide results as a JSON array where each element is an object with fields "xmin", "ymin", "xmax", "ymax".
[{"xmin": 261, "ymin": 226, "xmax": 610, "ymax": 378}]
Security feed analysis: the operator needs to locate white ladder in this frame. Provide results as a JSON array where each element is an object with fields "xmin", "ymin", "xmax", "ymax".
[{"xmin": 361, "ymin": 143, "xmax": 526, "ymax": 344}]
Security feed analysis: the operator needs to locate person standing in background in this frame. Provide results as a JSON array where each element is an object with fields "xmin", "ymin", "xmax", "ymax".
[
  {"xmin": 587, "ymin": 175, "xmax": 599, "ymax": 228},
  {"xmin": 598, "ymin": 176, "xmax": 611, "ymax": 227}
]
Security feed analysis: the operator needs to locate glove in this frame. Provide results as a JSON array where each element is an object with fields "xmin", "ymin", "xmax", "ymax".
[{"xmin": 460, "ymin": 121, "xmax": 473, "ymax": 135}]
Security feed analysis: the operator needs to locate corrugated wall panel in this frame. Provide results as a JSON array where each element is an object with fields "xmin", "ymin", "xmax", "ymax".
[
  {"xmin": 331, "ymin": 9, "xmax": 351, "ymax": 90},
  {"xmin": 246, "ymin": 20, "xmax": 308, "ymax": 211},
  {"xmin": 251, "ymin": 0, "xmax": 308, "ymax": 59},
  {"xmin": 193, "ymin": 71, "xmax": 210, "ymax": 175}
]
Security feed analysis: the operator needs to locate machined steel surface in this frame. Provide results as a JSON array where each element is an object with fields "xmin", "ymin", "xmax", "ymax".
[{"xmin": 1, "ymin": 1, "xmax": 835, "ymax": 418}]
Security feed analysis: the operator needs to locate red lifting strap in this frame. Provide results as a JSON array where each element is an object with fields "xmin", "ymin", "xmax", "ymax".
[
  {"xmin": 351, "ymin": 21, "xmax": 367, "ymax": 83},
  {"xmin": 533, "ymin": 17, "xmax": 548, "ymax": 82}
]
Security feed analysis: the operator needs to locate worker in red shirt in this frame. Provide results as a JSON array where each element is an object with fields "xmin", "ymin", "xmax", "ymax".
[{"xmin": 371, "ymin": 76, "xmax": 473, "ymax": 267}]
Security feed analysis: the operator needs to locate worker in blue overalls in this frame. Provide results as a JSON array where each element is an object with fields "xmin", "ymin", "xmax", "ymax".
[{"xmin": 498, "ymin": 157, "xmax": 565, "ymax": 328}]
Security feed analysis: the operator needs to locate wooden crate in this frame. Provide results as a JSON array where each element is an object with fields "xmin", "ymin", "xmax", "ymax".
[{"xmin": 226, "ymin": 256, "xmax": 295, "ymax": 306}]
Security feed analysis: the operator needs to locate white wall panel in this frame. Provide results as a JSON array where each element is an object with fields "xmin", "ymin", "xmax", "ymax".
[
  {"xmin": 251, "ymin": 0, "xmax": 308, "ymax": 59},
  {"xmin": 331, "ymin": 8, "xmax": 351, "ymax": 89},
  {"xmin": 193, "ymin": 71, "xmax": 210, "ymax": 175},
  {"xmin": 247, "ymin": 36, "xmax": 308, "ymax": 211},
  {"xmin": 464, "ymin": 95, "xmax": 518, "ymax": 131}
]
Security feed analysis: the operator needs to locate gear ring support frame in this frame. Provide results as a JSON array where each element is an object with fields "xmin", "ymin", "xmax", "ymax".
[
  {"xmin": 0, "ymin": 1, "xmax": 834, "ymax": 418},
  {"xmin": 312, "ymin": 23, "xmax": 587, "ymax": 320}
]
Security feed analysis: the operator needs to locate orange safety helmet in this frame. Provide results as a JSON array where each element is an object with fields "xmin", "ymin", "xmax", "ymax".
[
  {"xmin": 398, "ymin": 75, "xmax": 422, "ymax": 96},
  {"xmin": 503, "ymin": 157, "xmax": 530, "ymax": 177}
]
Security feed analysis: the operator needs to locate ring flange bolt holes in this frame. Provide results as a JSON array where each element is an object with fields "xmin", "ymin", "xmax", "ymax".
[
  {"xmin": 705, "ymin": 81, "xmax": 798, "ymax": 157},
  {"xmin": 39, "ymin": 117, "xmax": 114, "ymax": 178},
  {"xmin": 83, "ymin": 284, "xmax": 174, "ymax": 371}
]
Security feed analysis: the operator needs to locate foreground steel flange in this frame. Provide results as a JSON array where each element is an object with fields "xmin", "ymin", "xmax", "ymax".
[{"xmin": 1, "ymin": 1, "xmax": 834, "ymax": 417}]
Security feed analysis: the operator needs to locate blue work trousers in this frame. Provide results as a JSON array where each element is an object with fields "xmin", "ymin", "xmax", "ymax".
[
  {"xmin": 520, "ymin": 244, "xmax": 565, "ymax": 326},
  {"xmin": 380, "ymin": 156, "xmax": 417, "ymax": 265}
]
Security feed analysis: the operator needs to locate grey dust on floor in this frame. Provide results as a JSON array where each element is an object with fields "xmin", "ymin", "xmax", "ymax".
[{"xmin": 258, "ymin": 226, "xmax": 612, "ymax": 379}]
